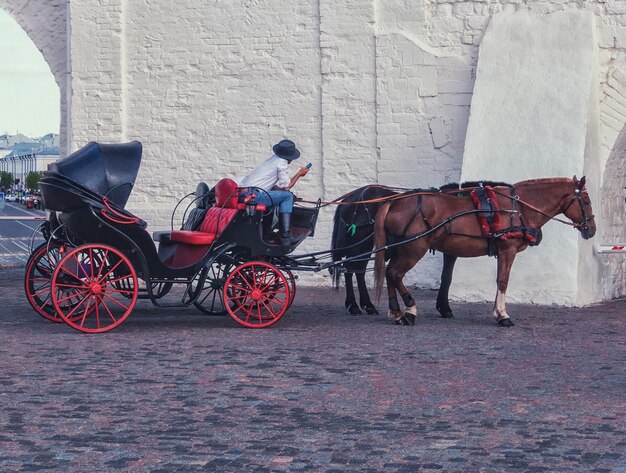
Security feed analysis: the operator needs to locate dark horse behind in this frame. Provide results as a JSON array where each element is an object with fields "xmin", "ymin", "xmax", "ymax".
[
  {"xmin": 373, "ymin": 176, "xmax": 596, "ymax": 327},
  {"xmin": 330, "ymin": 185, "xmax": 460, "ymax": 317}
]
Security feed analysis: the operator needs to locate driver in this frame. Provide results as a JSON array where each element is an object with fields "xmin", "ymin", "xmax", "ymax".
[{"xmin": 237, "ymin": 139, "xmax": 310, "ymax": 244}]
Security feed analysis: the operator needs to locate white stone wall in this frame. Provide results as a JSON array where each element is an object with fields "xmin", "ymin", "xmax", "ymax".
[
  {"xmin": 0, "ymin": 1, "xmax": 67, "ymax": 153},
  {"xmin": 13, "ymin": 0, "xmax": 625, "ymax": 299},
  {"xmin": 455, "ymin": 10, "xmax": 602, "ymax": 306}
]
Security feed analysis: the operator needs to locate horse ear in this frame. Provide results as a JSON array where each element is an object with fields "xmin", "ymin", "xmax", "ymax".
[
  {"xmin": 579, "ymin": 175, "xmax": 586, "ymax": 188},
  {"xmin": 572, "ymin": 175, "xmax": 578, "ymax": 184}
]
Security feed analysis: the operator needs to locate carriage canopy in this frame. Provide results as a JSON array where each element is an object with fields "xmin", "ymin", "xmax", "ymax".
[{"xmin": 47, "ymin": 141, "xmax": 142, "ymax": 207}]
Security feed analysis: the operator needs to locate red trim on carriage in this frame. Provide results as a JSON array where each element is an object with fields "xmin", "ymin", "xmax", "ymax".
[
  {"xmin": 169, "ymin": 231, "xmax": 217, "ymax": 245},
  {"xmin": 169, "ymin": 243, "xmax": 213, "ymax": 268}
]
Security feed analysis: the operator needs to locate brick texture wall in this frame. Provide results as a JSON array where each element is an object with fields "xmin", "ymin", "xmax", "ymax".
[{"xmin": 9, "ymin": 0, "xmax": 626, "ymax": 295}]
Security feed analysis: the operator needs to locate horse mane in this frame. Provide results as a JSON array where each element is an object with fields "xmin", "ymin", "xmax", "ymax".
[
  {"xmin": 399, "ymin": 187, "xmax": 440, "ymax": 196},
  {"xmin": 515, "ymin": 177, "xmax": 572, "ymax": 186},
  {"xmin": 439, "ymin": 180, "xmax": 512, "ymax": 191}
]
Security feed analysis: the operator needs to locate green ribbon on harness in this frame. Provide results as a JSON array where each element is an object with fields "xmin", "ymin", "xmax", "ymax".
[{"xmin": 347, "ymin": 224, "xmax": 357, "ymax": 237}]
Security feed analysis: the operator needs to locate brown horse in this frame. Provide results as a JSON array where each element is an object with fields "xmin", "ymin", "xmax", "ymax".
[{"xmin": 374, "ymin": 176, "xmax": 596, "ymax": 327}]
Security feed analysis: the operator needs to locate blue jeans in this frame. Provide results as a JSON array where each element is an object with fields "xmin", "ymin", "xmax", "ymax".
[{"xmin": 242, "ymin": 189, "xmax": 293, "ymax": 213}]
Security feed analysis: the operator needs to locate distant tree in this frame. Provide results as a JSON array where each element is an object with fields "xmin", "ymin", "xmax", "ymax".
[
  {"xmin": 0, "ymin": 171, "xmax": 12, "ymax": 189},
  {"xmin": 25, "ymin": 171, "xmax": 44, "ymax": 192}
]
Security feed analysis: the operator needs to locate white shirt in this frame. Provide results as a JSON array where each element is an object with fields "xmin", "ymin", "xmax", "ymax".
[{"xmin": 237, "ymin": 154, "xmax": 291, "ymax": 192}]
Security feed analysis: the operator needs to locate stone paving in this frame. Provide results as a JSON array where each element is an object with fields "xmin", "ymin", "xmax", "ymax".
[{"xmin": 0, "ymin": 267, "xmax": 624, "ymax": 472}]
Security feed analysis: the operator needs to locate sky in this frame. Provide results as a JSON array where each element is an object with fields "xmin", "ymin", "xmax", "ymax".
[{"xmin": 0, "ymin": 9, "xmax": 60, "ymax": 138}]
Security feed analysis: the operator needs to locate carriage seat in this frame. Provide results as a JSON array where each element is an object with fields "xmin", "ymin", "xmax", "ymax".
[
  {"xmin": 153, "ymin": 182, "xmax": 213, "ymax": 243},
  {"xmin": 166, "ymin": 178, "xmax": 265, "ymax": 246},
  {"xmin": 183, "ymin": 182, "xmax": 213, "ymax": 231}
]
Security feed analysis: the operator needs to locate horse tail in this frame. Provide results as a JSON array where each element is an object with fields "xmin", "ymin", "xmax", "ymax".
[
  {"xmin": 374, "ymin": 201, "xmax": 391, "ymax": 303},
  {"xmin": 329, "ymin": 204, "xmax": 345, "ymax": 289}
]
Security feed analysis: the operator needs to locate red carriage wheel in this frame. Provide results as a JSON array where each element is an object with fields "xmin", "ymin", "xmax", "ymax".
[
  {"xmin": 51, "ymin": 244, "xmax": 138, "ymax": 333},
  {"xmin": 223, "ymin": 261, "xmax": 291, "ymax": 328},
  {"xmin": 24, "ymin": 242, "xmax": 67, "ymax": 322}
]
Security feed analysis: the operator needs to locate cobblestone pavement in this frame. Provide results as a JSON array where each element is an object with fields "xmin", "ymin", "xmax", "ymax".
[{"xmin": 1, "ymin": 267, "xmax": 625, "ymax": 472}]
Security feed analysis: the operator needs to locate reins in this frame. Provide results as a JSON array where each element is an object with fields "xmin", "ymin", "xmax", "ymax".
[
  {"xmin": 299, "ymin": 186, "xmax": 442, "ymax": 207},
  {"xmin": 490, "ymin": 187, "xmax": 592, "ymax": 229},
  {"xmin": 300, "ymin": 181, "xmax": 593, "ymax": 230}
]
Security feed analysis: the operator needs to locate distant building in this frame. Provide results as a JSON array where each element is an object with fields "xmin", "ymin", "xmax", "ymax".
[
  {"xmin": 0, "ymin": 133, "xmax": 38, "ymax": 149},
  {"xmin": 0, "ymin": 133, "xmax": 60, "ymax": 190},
  {"xmin": 40, "ymin": 133, "xmax": 60, "ymax": 149}
]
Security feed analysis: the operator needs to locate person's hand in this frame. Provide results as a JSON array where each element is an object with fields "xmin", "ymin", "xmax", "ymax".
[{"xmin": 297, "ymin": 167, "xmax": 310, "ymax": 177}]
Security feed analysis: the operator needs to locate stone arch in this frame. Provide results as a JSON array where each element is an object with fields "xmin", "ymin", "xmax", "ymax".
[
  {"xmin": 0, "ymin": 2, "xmax": 68, "ymax": 153},
  {"xmin": 599, "ymin": 67, "xmax": 626, "ymax": 298},
  {"xmin": 600, "ymin": 125, "xmax": 626, "ymax": 298}
]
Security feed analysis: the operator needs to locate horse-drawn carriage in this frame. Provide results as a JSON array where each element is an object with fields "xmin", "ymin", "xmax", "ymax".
[
  {"xmin": 24, "ymin": 140, "xmax": 597, "ymax": 332},
  {"xmin": 25, "ymin": 141, "xmax": 321, "ymax": 332}
]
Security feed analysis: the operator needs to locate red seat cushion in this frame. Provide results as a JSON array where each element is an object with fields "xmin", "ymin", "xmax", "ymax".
[
  {"xmin": 215, "ymin": 178, "xmax": 239, "ymax": 208},
  {"xmin": 170, "ymin": 230, "xmax": 217, "ymax": 245},
  {"xmin": 198, "ymin": 207, "xmax": 238, "ymax": 233},
  {"xmin": 168, "ymin": 207, "xmax": 239, "ymax": 246}
]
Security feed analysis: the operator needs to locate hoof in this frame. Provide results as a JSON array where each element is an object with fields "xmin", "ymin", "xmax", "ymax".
[
  {"xmin": 403, "ymin": 312, "xmax": 416, "ymax": 326},
  {"xmin": 396, "ymin": 315, "xmax": 415, "ymax": 325},
  {"xmin": 363, "ymin": 305, "xmax": 379, "ymax": 315},
  {"xmin": 347, "ymin": 303, "xmax": 362, "ymax": 315},
  {"xmin": 497, "ymin": 318, "xmax": 515, "ymax": 327},
  {"xmin": 436, "ymin": 305, "xmax": 454, "ymax": 318}
]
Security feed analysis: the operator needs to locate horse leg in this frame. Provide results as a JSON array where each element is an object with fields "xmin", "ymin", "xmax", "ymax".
[
  {"xmin": 386, "ymin": 285, "xmax": 404, "ymax": 324},
  {"xmin": 355, "ymin": 261, "xmax": 378, "ymax": 315},
  {"xmin": 387, "ymin": 248, "xmax": 427, "ymax": 326},
  {"xmin": 384, "ymin": 268, "xmax": 404, "ymax": 324},
  {"xmin": 344, "ymin": 271, "xmax": 362, "ymax": 315},
  {"xmin": 436, "ymin": 253, "xmax": 457, "ymax": 318},
  {"xmin": 493, "ymin": 248, "xmax": 517, "ymax": 327}
]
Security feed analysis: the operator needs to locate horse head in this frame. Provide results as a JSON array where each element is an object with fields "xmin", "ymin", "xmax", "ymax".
[{"xmin": 562, "ymin": 175, "xmax": 596, "ymax": 239}]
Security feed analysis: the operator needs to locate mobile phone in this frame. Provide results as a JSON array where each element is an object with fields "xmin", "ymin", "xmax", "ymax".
[{"xmin": 306, "ymin": 163, "xmax": 312, "ymax": 169}]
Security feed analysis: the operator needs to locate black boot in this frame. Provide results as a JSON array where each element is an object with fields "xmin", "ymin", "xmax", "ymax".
[{"xmin": 279, "ymin": 213, "xmax": 292, "ymax": 245}]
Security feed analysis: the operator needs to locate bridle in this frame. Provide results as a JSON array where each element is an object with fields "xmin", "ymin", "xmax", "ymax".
[
  {"xmin": 492, "ymin": 182, "xmax": 595, "ymax": 231},
  {"xmin": 562, "ymin": 187, "xmax": 595, "ymax": 231}
]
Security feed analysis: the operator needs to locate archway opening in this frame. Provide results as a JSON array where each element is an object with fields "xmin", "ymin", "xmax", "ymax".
[{"xmin": 0, "ymin": 8, "xmax": 60, "ymax": 191}]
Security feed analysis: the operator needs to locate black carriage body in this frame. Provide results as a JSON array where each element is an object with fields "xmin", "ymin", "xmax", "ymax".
[
  {"xmin": 33, "ymin": 141, "xmax": 323, "ymax": 332},
  {"xmin": 40, "ymin": 141, "xmax": 319, "ymax": 282}
]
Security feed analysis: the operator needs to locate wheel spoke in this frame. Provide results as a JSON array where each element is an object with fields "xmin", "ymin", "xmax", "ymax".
[
  {"xmin": 63, "ymin": 293, "xmax": 91, "ymax": 319},
  {"xmin": 94, "ymin": 248, "xmax": 108, "ymax": 280},
  {"xmin": 59, "ymin": 261, "xmax": 83, "ymax": 282},
  {"xmin": 101, "ymin": 291, "xmax": 132, "ymax": 311},
  {"xmin": 107, "ymin": 286, "xmax": 135, "ymax": 295},
  {"xmin": 32, "ymin": 285, "xmax": 52, "ymax": 298},
  {"xmin": 37, "ymin": 295, "xmax": 52, "ymax": 310},
  {"xmin": 95, "ymin": 296, "xmax": 101, "ymax": 327},
  {"xmin": 79, "ymin": 296, "xmax": 94, "ymax": 328},
  {"xmin": 260, "ymin": 299, "xmax": 278, "ymax": 319},
  {"xmin": 98, "ymin": 257, "xmax": 124, "ymax": 284},
  {"xmin": 99, "ymin": 296, "xmax": 119, "ymax": 324},
  {"xmin": 54, "ymin": 282, "xmax": 89, "ymax": 290},
  {"xmin": 55, "ymin": 288, "xmax": 90, "ymax": 304}
]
